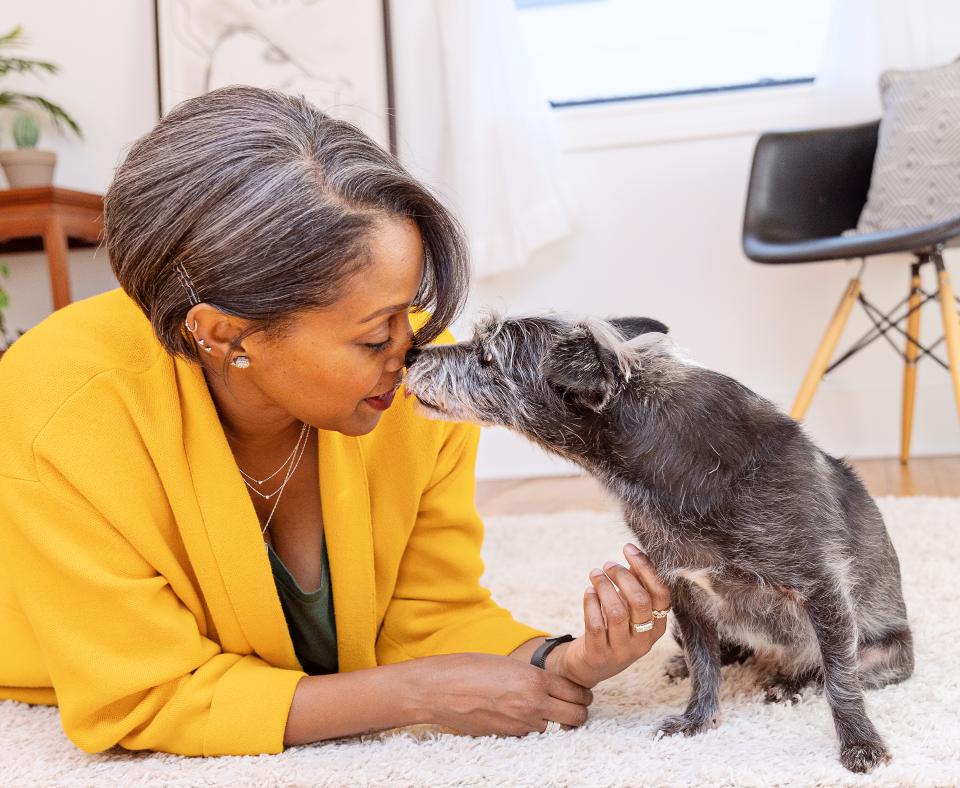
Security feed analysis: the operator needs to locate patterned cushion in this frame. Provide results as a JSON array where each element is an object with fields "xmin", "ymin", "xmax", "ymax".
[{"xmin": 856, "ymin": 58, "xmax": 960, "ymax": 233}]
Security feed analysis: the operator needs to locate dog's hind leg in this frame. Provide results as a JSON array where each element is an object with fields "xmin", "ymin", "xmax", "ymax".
[
  {"xmin": 805, "ymin": 589, "xmax": 890, "ymax": 772},
  {"xmin": 665, "ymin": 636, "xmax": 752, "ymax": 681},
  {"xmin": 858, "ymin": 627, "xmax": 914, "ymax": 689},
  {"xmin": 657, "ymin": 585, "xmax": 723, "ymax": 736}
]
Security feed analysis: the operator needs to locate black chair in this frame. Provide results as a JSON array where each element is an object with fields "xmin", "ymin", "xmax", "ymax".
[{"xmin": 742, "ymin": 120, "xmax": 960, "ymax": 464}]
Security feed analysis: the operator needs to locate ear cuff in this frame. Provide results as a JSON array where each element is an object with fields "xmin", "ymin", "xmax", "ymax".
[{"xmin": 184, "ymin": 318, "xmax": 249, "ymax": 366}]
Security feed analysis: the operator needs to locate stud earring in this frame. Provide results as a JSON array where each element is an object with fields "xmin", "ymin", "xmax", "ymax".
[{"xmin": 231, "ymin": 355, "xmax": 250, "ymax": 369}]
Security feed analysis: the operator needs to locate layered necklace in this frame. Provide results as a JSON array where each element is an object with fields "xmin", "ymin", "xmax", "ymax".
[{"xmin": 235, "ymin": 421, "xmax": 312, "ymax": 537}]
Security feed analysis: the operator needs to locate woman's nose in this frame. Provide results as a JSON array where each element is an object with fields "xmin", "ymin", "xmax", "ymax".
[{"xmin": 405, "ymin": 348, "xmax": 421, "ymax": 368}]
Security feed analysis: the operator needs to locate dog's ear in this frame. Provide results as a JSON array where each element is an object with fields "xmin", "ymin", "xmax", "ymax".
[
  {"xmin": 608, "ymin": 316, "xmax": 669, "ymax": 339},
  {"xmin": 540, "ymin": 323, "xmax": 618, "ymax": 412}
]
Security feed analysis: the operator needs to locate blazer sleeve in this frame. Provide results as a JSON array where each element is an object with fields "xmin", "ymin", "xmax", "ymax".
[
  {"xmin": 375, "ymin": 420, "xmax": 547, "ymax": 664},
  {"xmin": 0, "ymin": 469, "xmax": 305, "ymax": 757}
]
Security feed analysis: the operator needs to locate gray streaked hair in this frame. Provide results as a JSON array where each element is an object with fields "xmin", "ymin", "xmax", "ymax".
[{"xmin": 103, "ymin": 85, "xmax": 470, "ymax": 372}]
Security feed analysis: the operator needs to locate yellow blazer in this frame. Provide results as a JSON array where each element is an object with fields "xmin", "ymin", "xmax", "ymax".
[{"xmin": 0, "ymin": 288, "xmax": 545, "ymax": 756}]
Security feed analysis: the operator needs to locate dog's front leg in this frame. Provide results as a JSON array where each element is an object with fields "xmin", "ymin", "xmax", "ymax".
[
  {"xmin": 657, "ymin": 583, "xmax": 722, "ymax": 737},
  {"xmin": 805, "ymin": 589, "xmax": 890, "ymax": 772}
]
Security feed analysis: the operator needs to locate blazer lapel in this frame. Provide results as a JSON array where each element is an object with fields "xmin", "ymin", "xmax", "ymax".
[
  {"xmin": 174, "ymin": 356, "xmax": 379, "ymax": 674},
  {"xmin": 174, "ymin": 357, "xmax": 300, "ymax": 670},
  {"xmin": 317, "ymin": 429, "xmax": 379, "ymax": 672}
]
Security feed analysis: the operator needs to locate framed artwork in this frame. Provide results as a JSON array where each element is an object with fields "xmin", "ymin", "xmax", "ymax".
[{"xmin": 154, "ymin": 0, "xmax": 395, "ymax": 153}]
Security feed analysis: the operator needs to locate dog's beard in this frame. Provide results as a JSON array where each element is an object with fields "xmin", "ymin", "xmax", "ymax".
[
  {"xmin": 410, "ymin": 393, "xmax": 500, "ymax": 428},
  {"xmin": 411, "ymin": 398, "xmax": 464, "ymax": 423}
]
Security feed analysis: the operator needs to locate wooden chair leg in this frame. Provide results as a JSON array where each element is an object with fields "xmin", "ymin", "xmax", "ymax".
[
  {"xmin": 790, "ymin": 278, "xmax": 861, "ymax": 421},
  {"xmin": 900, "ymin": 264, "xmax": 923, "ymax": 465},
  {"xmin": 42, "ymin": 214, "xmax": 72, "ymax": 311},
  {"xmin": 934, "ymin": 256, "xmax": 960, "ymax": 423}
]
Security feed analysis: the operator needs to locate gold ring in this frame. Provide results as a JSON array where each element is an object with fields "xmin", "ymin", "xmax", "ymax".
[
  {"xmin": 651, "ymin": 608, "xmax": 670, "ymax": 619},
  {"xmin": 632, "ymin": 620, "xmax": 654, "ymax": 633}
]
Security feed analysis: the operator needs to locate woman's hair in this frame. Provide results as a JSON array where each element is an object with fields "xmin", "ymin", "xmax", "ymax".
[{"xmin": 103, "ymin": 85, "xmax": 469, "ymax": 369}]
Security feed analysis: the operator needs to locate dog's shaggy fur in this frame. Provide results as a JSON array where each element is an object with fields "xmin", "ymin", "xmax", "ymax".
[{"xmin": 403, "ymin": 313, "xmax": 914, "ymax": 773}]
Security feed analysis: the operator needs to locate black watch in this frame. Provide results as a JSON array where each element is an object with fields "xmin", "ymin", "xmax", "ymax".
[{"xmin": 530, "ymin": 634, "xmax": 574, "ymax": 670}]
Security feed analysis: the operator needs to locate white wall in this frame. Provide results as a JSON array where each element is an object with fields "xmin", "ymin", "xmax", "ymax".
[
  {"xmin": 452, "ymin": 131, "xmax": 960, "ymax": 478},
  {"xmin": 3, "ymin": 1, "xmax": 959, "ymax": 481},
  {"xmin": 1, "ymin": 1, "xmax": 155, "ymax": 322}
]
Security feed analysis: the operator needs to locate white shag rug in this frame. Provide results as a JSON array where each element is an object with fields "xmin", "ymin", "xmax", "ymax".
[{"xmin": 2, "ymin": 496, "xmax": 959, "ymax": 787}]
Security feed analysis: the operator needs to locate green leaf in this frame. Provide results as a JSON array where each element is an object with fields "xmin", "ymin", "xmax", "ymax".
[
  {"xmin": 0, "ymin": 57, "xmax": 58, "ymax": 77},
  {"xmin": 0, "ymin": 291, "xmax": 9, "ymax": 310},
  {"xmin": 0, "ymin": 263, "xmax": 9, "ymax": 277},
  {"xmin": 0, "ymin": 26, "xmax": 24, "ymax": 49},
  {"xmin": 0, "ymin": 92, "xmax": 82, "ymax": 138}
]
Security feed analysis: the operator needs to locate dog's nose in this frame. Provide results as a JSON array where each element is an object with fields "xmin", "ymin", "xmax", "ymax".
[{"xmin": 404, "ymin": 348, "xmax": 422, "ymax": 368}]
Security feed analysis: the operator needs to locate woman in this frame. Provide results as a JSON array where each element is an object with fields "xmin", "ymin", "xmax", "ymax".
[{"xmin": 0, "ymin": 86, "xmax": 670, "ymax": 757}]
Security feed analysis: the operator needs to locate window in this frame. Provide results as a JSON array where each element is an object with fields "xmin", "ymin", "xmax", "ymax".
[{"xmin": 516, "ymin": 0, "xmax": 835, "ymax": 108}]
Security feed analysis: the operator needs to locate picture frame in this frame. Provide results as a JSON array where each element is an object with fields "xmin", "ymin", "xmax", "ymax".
[{"xmin": 153, "ymin": 0, "xmax": 396, "ymax": 154}]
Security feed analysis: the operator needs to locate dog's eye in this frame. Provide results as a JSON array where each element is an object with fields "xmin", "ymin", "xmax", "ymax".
[{"xmin": 478, "ymin": 345, "xmax": 494, "ymax": 367}]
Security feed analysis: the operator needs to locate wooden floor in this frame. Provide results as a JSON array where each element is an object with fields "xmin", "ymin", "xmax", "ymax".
[{"xmin": 475, "ymin": 455, "xmax": 960, "ymax": 516}]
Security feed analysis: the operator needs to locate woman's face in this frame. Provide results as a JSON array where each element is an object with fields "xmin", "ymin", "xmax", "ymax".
[{"xmin": 193, "ymin": 215, "xmax": 425, "ymax": 439}]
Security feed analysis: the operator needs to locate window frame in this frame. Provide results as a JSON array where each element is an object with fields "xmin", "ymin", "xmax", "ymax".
[
  {"xmin": 515, "ymin": 0, "xmax": 833, "ymax": 150},
  {"xmin": 551, "ymin": 82, "xmax": 820, "ymax": 152}
]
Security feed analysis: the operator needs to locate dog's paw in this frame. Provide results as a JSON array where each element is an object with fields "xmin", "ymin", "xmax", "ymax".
[
  {"xmin": 763, "ymin": 684, "xmax": 801, "ymax": 705},
  {"xmin": 761, "ymin": 670, "xmax": 820, "ymax": 704},
  {"xmin": 664, "ymin": 654, "xmax": 689, "ymax": 681},
  {"xmin": 840, "ymin": 740, "xmax": 891, "ymax": 773},
  {"xmin": 762, "ymin": 678, "xmax": 805, "ymax": 705},
  {"xmin": 655, "ymin": 713, "xmax": 719, "ymax": 738}
]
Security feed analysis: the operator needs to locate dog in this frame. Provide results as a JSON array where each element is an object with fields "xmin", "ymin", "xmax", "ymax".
[{"xmin": 403, "ymin": 313, "xmax": 914, "ymax": 773}]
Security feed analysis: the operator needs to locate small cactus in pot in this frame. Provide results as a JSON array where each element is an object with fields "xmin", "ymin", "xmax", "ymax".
[
  {"xmin": 0, "ymin": 25, "xmax": 82, "ymax": 188},
  {"xmin": 12, "ymin": 114, "xmax": 39, "ymax": 148}
]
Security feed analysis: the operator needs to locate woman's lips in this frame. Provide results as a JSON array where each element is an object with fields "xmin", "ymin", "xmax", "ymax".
[{"xmin": 363, "ymin": 387, "xmax": 398, "ymax": 411}]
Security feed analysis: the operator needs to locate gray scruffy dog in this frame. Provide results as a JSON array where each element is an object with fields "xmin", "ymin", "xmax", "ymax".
[{"xmin": 403, "ymin": 313, "xmax": 913, "ymax": 773}]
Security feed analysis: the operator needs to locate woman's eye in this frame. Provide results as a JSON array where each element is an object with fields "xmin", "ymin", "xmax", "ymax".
[{"xmin": 365, "ymin": 337, "xmax": 392, "ymax": 353}]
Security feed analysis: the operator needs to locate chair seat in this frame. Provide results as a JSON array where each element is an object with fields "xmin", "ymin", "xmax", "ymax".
[{"xmin": 744, "ymin": 214, "xmax": 960, "ymax": 264}]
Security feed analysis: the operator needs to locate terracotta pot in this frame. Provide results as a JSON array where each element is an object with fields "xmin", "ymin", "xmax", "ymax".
[{"xmin": 0, "ymin": 149, "xmax": 57, "ymax": 188}]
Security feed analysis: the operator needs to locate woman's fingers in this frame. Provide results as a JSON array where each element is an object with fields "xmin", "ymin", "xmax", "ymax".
[
  {"xmin": 602, "ymin": 561, "xmax": 653, "ymax": 647},
  {"xmin": 622, "ymin": 544, "xmax": 672, "ymax": 640},
  {"xmin": 541, "ymin": 696, "xmax": 590, "ymax": 730},
  {"xmin": 539, "ymin": 670, "xmax": 592, "ymax": 732},
  {"xmin": 544, "ymin": 671, "xmax": 594, "ymax": 707},
  {"xmin": 582, "ymin": 583, "xmax": 606, "ymax": 658},
  {"xmin": 579, "ymin": 548, "xmax": 671, "ymax": 679},
  {"xmin": 590, "ymin": 567, "xmax": 631, "ymax": 650}
]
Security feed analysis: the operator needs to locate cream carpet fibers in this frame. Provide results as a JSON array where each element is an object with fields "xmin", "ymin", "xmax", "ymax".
[{"xmin": 2, "ymin": 496, "xmax": 958, "ymax": 787}]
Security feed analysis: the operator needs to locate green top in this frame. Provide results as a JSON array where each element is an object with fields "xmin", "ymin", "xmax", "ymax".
[{"xmin": 267, "ymin": 535, "xmax": 338, "ymax": 676}]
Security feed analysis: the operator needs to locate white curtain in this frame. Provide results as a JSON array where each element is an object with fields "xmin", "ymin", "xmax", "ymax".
[
  {"xmin": 390, "ymin": 0, "xmax": 574, "ymax": 280},
  {"xmin": 813, "ymin": 0, "xmax": 960, "ymax": 125}
]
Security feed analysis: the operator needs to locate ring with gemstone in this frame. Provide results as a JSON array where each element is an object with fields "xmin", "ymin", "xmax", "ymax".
[
  {"xmin": 632, "ymin": 620, "xmax": 654, "ymax": 633},
  {"xmin": 651, "ymin": 608, "xmax": 670, "ymax": 619},
  {"xmin": 543, "ymin": 720, "xmax": 562, "ymax": 734}
]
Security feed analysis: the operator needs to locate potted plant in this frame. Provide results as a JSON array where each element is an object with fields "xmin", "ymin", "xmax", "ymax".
[
  {"xmin": 0, "ymin": 262, "xmax": 24, "ymax": 358},
  {"xmin": 0, "ymin": 25, "xmax": 81, "ymax": 188}
]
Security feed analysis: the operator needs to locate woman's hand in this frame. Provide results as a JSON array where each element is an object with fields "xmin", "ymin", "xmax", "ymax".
[
  {"xmin": 550, "ymin": 543, "xmax": 671, "ymax": 689},
  {"xmin": 411, "ymin": 652, "xmax": 593, "ymax": 736}
]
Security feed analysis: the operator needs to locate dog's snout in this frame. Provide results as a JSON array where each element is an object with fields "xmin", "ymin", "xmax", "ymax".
[{"xmin": 404, "ymin": 348, "xmax": 422, "ymax": 368}]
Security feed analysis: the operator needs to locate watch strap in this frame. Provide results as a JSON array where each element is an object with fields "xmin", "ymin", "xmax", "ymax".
[{"xmin": 530, "ymin": 634, "xmax": 574, "ymax": 670}]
